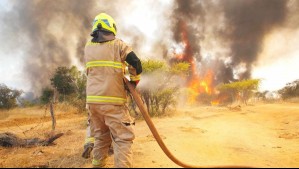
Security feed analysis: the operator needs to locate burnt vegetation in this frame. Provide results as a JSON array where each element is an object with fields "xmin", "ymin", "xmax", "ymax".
[{"xmin": 0, "ymin": 132, "xmax": 63, "ymax": 148}]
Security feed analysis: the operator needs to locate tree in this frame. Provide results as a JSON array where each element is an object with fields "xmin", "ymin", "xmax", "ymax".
[
  {"xmin": 255, "ymin": 90, "xmax": 269, "ymax": 101},
  {"xmin": 66, "ymin": 66, "xmax": 87, "ymax": 113},
  {"xmin": 141, "ymin": 60, "xmax": 167, "ymax": 73},
  {"xmin": 217, "ymin": 79, "xmax": 260, "ymax": 105},
  {"xmin": 138, "ymin": 60, "xmax": 189, "ymax": 116},
  {"xmin": 157, "ymin": 88, "xmax": 178, "ymax": 114},
  {"xmin": 139, "ymin": 60, "xmax": 165, "ymax": 115},
  {"xmin": 40, "ymin": 87, "xmax": 54, "ymax": 104},
  {"xmin": 278, "ymin": 79, "xmax": 299, "ymax": 100},
  {"xmin": 0, "ymin": 84, "xmax": 22, "ymax": 110},
  {"xmin": 169, "ymin": 62, "xmax": 190, "ymax": 76},
  {"xmin": 69, "ymin": 66, "xmax": 86, "ymax": 100},
  {"xmin": 49, "ymin": 66, "xmax": 87, "ymax": 113},
  {"xmin": 50, "ymin": 67, "xmax": 76, "ymax": 101}
]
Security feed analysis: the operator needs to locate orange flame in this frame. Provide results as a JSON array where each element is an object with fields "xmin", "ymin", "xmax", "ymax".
[
  {"xmin": 172, "ymin": 20, "xmax": 220, "ymax": 105},
  {"xmin": 210, "ymin": 100, "xmax": 220, "ymax": 106},
  {"xmin": 174, "ymin": 20, "xmax": 197, "ymax": 76},
  {"xmin": 187, "ymin": 70, "xmax": 214, "ymax": 104}
]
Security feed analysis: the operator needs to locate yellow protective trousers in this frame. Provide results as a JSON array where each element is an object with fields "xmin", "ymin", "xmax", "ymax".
[{"xmin": 88, "ymin": 104, "xmax": 135, "ymax": 168}]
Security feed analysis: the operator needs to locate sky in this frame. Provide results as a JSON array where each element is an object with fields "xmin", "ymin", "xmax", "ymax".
[{"xmin": 0, "ymin": 0, "xmax": 298, "ymax": 94}]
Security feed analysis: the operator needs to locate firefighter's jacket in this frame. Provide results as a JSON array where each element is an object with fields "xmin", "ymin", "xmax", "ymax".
[{"xmin": 84, "ymin": 39, "xmax": 138, "ymax": 105}]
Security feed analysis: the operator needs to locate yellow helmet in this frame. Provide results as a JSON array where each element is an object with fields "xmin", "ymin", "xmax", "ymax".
[{"xmin": 92, "ymin": 13, "xmax": 117, "ymax": 35}]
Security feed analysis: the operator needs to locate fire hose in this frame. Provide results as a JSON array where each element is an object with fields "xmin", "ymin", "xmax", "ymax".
[{"xmin": 124, "ymin": 77, "xmax": 251, "ymax": 168}]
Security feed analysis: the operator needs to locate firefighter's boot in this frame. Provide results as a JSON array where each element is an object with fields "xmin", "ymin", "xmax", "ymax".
[{"xmin": 82, "ymin": 142, "xmax": 94, "ymax": 159}]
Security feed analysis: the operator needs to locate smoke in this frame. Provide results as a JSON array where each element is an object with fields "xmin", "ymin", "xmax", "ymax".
[
  {"xmin": 1, "ymin": 0, "xmax": 298, "ymax": 95},
  {"xmin": 170, "ymin": 0, "xmax": 205, "ymax": 65},
  {"xmin": 0, "ymin": 0, "xmax": 135, "ymax": 94},
  {"xmin": 220, "ymin": 0, "xmax": 288, "ymax": 79},
  {"xmin": 122, "ymin": 27, "xmax": 146, "ymax": 53},
  {"xmin": 0, "ymin": 0, "xmax": 97, "ymax": 93},
  {"xmin": 168, "ymin": 0, "xmax": 290, "ymax": 85}
]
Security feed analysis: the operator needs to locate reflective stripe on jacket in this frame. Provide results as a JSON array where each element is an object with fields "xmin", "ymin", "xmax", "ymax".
[{"xmin": 84, "ymin": 39, "xmax": 132, "ymax": 105}]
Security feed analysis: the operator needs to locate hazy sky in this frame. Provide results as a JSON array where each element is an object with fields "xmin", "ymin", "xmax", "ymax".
[
  {"xmin": 0, "ymin": 0, "xmax": 298, "ymax": 93},
  {"xmin": 252, "ymin": 27, "xmax": 299, "ymax": 91}
]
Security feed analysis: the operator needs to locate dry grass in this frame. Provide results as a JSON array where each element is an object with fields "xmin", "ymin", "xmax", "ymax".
[
  {"xmin": 285, "ymin": 97, "xmax": 299, "ymax": 103},
  {"xmin": 1, "ymin": 102, "xmax": 299, "ymax": 168},
  {"xmin": 0, "ymin": 103, "xmax": 89, "ymax": 168},
  {"xmin": 0, "ymin": 103, "xmax": 84, "ymax": 127},
  {"xmin": 0, "ymin": 103, "xmax": 87, "ymax": 141},
  {"xmin": 0, "ymin": 102, "xmax": 80, "ymax": 119}
]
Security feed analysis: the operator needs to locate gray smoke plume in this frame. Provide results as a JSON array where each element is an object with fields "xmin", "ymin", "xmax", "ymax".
[
  {"xmin": 0, "ymin": 0, "xmax": 134, "ymax": 94},
  {"xmin": 169, "ymin": 0, "xmax": 289, "ymax": 85},
  {"xmin": 171, "ymin": 0, "xmax": 205, "ymax": 64},
  {"xmin": 0, "ymin": 0, "xmax": 297, "ymax": 95},
  {"xmin": 221, "ymin": 0, "xmax": 288, "ymax": 80},
  {"xmin": 0, "ymin": 0, "xmax": 97, "ymax": 93}
]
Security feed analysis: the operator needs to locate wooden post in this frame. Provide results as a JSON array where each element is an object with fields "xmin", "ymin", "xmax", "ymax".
[{"xmin": 50, "ymin": 102, "xmax": 56, "ymax": 131}]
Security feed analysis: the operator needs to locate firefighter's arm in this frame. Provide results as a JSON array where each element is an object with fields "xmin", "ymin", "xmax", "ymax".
[{"xmin": 125, "ymin": 51, "xmax": 142, "ymax": 87}]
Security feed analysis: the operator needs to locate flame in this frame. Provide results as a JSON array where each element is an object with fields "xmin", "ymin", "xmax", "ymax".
[
  {"xmin": 210, "ymin": 93, "xmax": 230, "ymax": 106},
  {"xmin": 174, "ymin": 20, "xmax": 196, "ymax": 76},
  {"xmin": 211, "ymin": 100, "xmax": 220, "ymax": 106},
  {"xmin": 176, "ymin": 20, "xmax": 217, "ymax": 104},
  {"xmin": 172, "ymin": 20, "xmax": 217, "ymax": 105},
  {"xmin": 187, "ymin": 70, "xmax": 214, "ymax": 104}
]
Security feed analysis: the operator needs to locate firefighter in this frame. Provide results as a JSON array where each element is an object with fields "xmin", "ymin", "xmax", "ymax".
[{"xmin": 84, "ymin": 13, "xmax": 142, "ymax": 168}]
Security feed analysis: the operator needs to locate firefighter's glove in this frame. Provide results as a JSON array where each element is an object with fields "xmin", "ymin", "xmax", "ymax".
[{"xmin": 129, "ymin": 81, "xmax": 137, "ymax": 88}]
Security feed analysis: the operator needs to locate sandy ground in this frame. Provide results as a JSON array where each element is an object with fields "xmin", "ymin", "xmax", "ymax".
[{"xmin": 0, "ymin": 102, "xmax": 299, "ymax": 168}]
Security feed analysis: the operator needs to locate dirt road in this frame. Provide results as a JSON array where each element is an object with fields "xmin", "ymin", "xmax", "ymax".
[
  {"xmin": 1, "ymin": 103, "xmax": 299, "ymax": 168},
  {"xmin": 131, "ymin": 103, "xmax": 299, "ymax": 168}
]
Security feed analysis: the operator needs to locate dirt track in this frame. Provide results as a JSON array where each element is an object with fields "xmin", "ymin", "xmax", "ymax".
[{"xmin": 0, "ymin": 103, "xmax": 299, "ymax": 168}]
